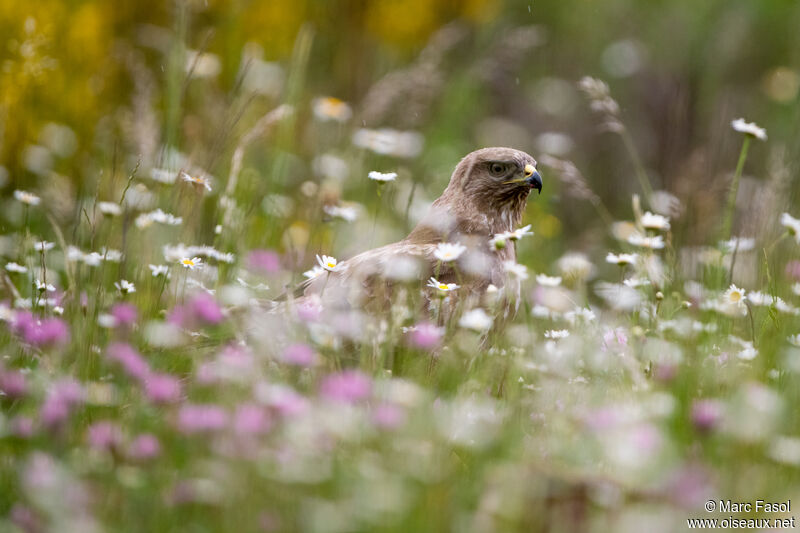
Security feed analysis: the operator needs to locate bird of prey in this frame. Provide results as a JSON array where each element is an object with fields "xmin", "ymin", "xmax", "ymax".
[{"xmin": 301, "ymin": 147, "xmax": 542, "ymax": 313}]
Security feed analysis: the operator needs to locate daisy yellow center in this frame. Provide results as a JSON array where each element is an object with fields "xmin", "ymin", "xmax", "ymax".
[
  {"xmin": 730, "ymin": 292, "xmax": 742, "ymax": 303},
  {"xmin": 327, "ymin": 262, "xmax": 336, "ymax": 268},
  {"xmin": 182, "ymin": 259, "xmax": 195, "ymax": 266},
  {"xmin": 438, "ymin": 284, "xmax": 449, "ymax": 290}
]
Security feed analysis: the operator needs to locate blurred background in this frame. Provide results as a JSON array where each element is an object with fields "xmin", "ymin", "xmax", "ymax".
[{"xmin": 1, "ymin": 0, "xmax": 799, "ymax": 271}]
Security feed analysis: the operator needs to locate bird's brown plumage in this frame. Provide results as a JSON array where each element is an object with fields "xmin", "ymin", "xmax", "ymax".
[{"xmin": 302, "ymin": 147, "xmax": 541, "ymax": 312}]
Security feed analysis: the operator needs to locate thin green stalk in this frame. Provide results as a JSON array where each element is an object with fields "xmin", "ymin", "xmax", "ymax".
[
  {"xmin": 721, "ymin": 136, "xmax": 751, "ymax": 242},
  {"xmin": 620, "ymin": 128, "xmax": 654, "ymax": 207}
]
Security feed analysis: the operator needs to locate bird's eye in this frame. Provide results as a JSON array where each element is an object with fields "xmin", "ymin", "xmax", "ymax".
[{"xmin": 489, "ymin": 163, "xmax": 507, "ymax": 176}]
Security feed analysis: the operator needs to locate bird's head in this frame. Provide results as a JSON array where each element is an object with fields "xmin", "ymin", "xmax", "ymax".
[{"xmin": 449, "ymin": 147, "xmax": 542, "ymax": 209}]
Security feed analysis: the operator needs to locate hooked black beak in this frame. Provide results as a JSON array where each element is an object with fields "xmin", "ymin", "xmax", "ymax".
[{"xmin": 526, "ymin": 170, "xmax": 543, "ymax": 195}]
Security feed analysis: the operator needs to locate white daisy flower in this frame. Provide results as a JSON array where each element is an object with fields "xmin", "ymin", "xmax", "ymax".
[
  {"xmin": 434, "ymin": 242, "xmax": 466, "ymax": 262},
  {"xmin": 627, "ymin": 234, "xmax": 665, "ymax": 249},
  {"xmin": 149, "ymin": 264, "xmax": 170, "ymax": 277},
  {"xmin": 623, "ymin": 277, "xmax": 649, "ymax": 288},
  {"xmin": 536, "ymin": 274, "xmax": 562, "ymax": 286},
  {"xmin": 34, "ymin": 241, "xmax": 55, "ymax": 252},
  {"xmin": 507, "ymin": 224, "xmax": 534, "ymax": 241},
  {"xmin": 179, "ymin": 257, "xmax": 203, "ymax": 270},
  {"xmin": 640, "ymin": 211, "xmax": 671, "ymax": 231},
  {"xmin": 724, "ymin": 284, "xmax": 746, "ymax": 306},
  {"xmin": 179, "ymin": 170, "xmax": 212, "ymax": 192},
  {"xmin": 303, "ymin": 265, "xmax": 325, "ymax": 279},
  {"xmin": 606, "ymin": 252, "xmax": 638, "ymax": 266},
  {"xmin": 367, "ymin": 171, "xmax": 398, "ymax": 182},
  {"xmin": 14, "ymin": 190, "xmax": 41, "ymax": 206},
  {"xmin": 459, "ymin": 308, "xmax": 493, "ymax": 331},
  {"xmin": 731, "ymin": 118, "xmax": 767, "ymax": 141},
  {"xmin": 97, "ymin": 201, "xmax": 122, "ymax": 216},
  {"xmin": 323, "ymin": 204, "xmax": 359, "ymax": 222},
  {"xmin": 427, "ymin": 277, "xmax": 460, "ymax": 293},
  {"xmin": 781, "ymin": 213, "xmax": 800, "ymax": 243},
  {"xmin": 214, "ymin": 225, "xmax": 222, "ymax": 235},
  {"xmin": 312, "ymin": 97, "xmax": 353, "ymax": 122},
  {"xmin": 504, "ymin": 261, "xmax": 529, "ymax": 280},
  {"xmin": 35, "ymin": 280, "xmax": 56, "ymax": 292},
  {"xmin": 788, "ymin": 334, "xmax": 800, "ymax": 348},
  {"xmin": 316, "ymin": 254, "xmax": 340, "ymax": 272},
  {"xmin": 5, "ymin": 262, "xmax": 27, "ymax": 274},
  {"xmin": 544, "ymin": 329, "xmax": 570, "ymax": 339},
  {"xmin": 115, "ymin": 280, "xmax": 136, "ymax": 294}
]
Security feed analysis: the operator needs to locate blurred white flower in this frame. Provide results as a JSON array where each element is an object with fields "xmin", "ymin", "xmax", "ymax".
[
  {"xmin": 14, "ymin": 190, "xmax": 41, "ymax": 206},
  {"xmin": 434, "ymin": 242, "xmax": 466, "ymax": 262},
  {"xmin": 149, "ymin": 264, "xmax": 170, "ymax": 278},
  {"xmin": 731, "ymin": 118, "xmax": 767, "ymax": 141},
  {"xmin": 101, "ymin": 248, "xmax": 123, "ymax": 262},
  {"xmin": 606, "ymin": 252, "xmax": 638, "ymax": 266},
  {"xmin": 115, "ymin": 280, "xmax": 136, "ymax": 294},
  {"xmin": 323, "ymin": 204, "xmax": 358, "ymax": 222},
  {"xmin": 781, "ymin": 213, "xmax": 800, "ymax": 243},
  {"xmin": 185, "ymin": 49, "xmax": 221, "ymax": 78},
  {"xmin": 557, "ymin": 252, "xmax": 595, "ymax": 282},
  {"xmin": 565, "ymin": 307, "xmax": 596, "ymax": 323},
  {"xmin": 746, "ymin": 291, "xmax": 774, "ymax": 306},
  {"xmin": 769, "ymin": 436, "xmax": 800, "ymax": 465},
  {"xmin": 352, "ymin": 128, "xmax": 424, "ymax": 158},
  {"xmin": 459, "ymin": 308, "xmax": 493, "ymax": 331},
  {"xmin": 83, "ymin": 252, "xmax": 103, "ymax": 266},
  {"xmin": 720, "ymin": 237, "xmax": 755, "ymax": 253},
  {"xmin": 536, "ymin": 274, "xmax": 562, "ymax": 286},
  {"xmin": 503, "ymin": 261, "xmax": 529, "ymax": 280},
  {"xmin": 34, "ymin": 241, "xmax": 55, "ymax": 252},
  {"xmin": 179, "ymin": 257, "xmax": 203, "ymax": 270},
  {"xmin": 627, "ymin": 234, "xmax": 665, "ymax": 249},
  {"xmin": 508, "ymin": 224, "xmax": 534, "ymax": 241},
  {"xmin": 640, "ymin": 211, "xmax": 670, "ymax": 231},
  {"xmin": 312, "ymin": 153, "xmax": 349, "ymax": 180},
  {"xmin": 35, "ymin": 280, "xmax": 55, "ymax": 292},
  {"xmin": 5, "ymin": 262, "xmax": 27, "ymax": 273},
  {"xmin": 427, "ymin": 277, "xmax": 459, "ymax": 293},
  {"xmin": 367, "ymin": 171, "xmax": 397, "ymax": 182},
  {"xmin": 303, "ymin": 265, "xmax": 325, "ymax": 280},
  {"xmin": 136, "ymin": 208, "xmax": 183, "ymax": 229},
  {"xmin": 787, "ymin": 334, "xmax": 800, "ymax": 347},
  {"xmin": 793, "ymin": 283, "xmax": 800, "ymax": 297},
  {"xmin": 316, "ymin": 254, "xmax": 340, "ymax": 272},
  {"xmin": 544, "ymin": 329, "xmax": 569, "ymax": 339},
  {"xmin": 179, "ymin": 170, "xmax": 212, "ymax": 192},
  {"xmin": 623, "ymin": 277, "xmax": 648, "ymax": 288},
  {"xmin": 312, "ymin": 97, "xmax": 353, "ymax": 122},
  {"xmin": 737, "ymin": 341, "xmax": 758, "ymax": 361},
  {"xmin": 150, "ymin": 168, "xmax": 178, "ymax": 184},
  {"xmin": 97, "ymin": 201, "xmax": 122, "ymax": 216}
]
